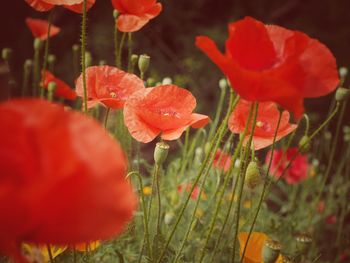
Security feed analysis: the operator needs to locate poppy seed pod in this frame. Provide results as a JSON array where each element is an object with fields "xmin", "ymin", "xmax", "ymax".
[
  {"xmin": 262, "ymin": 239, "xmax": 281, "ymax": 263},
  {"xmin": 335, "ymin": 87, "xmax": 350, "ymax": 102},
  {"xmin": 295, "ymin": 234, "xmax": 312, "ymax": 255},
  {"xmin": 298, "ymin": 135, "xmax": 310, "ymax": 153},
  {"xmin": 154, "ymin": 142, "xmax": 170, "ymax": 166},
  {"xmin": 2, "ymin": 48, "xmax": 12, "ymax": 61},
  {"xmin": 34, "ymin": 38, "xmax": 43, "ymax": 50},
  {"xmin": 47, "ymin": 81, "xmax": 57, "ymax": 102},
  {"xmin": 138, "ymin": 54, "xmax": 150, "ymax": 75},
  {"xmin": 245, "ymin": 160, "xmax": 261, "ymax": 189}
]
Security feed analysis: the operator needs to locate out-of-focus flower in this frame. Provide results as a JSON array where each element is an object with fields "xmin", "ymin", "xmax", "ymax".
[
  {"xmin": 326, "ymin": 214, "xmax": 337, "ymax": 225},
  {"xmin": 196, "ymin": 16, "xmax": 339, "ymax": 118},
  {"xmin": 266, "ymin": 147, "xmax": 308, "ymax": 184},
  {"xmin": 177, "ymin": 183, "xmax": 200, "ymax": 200},
  {"xmin": 75, "ymin": 66, "xmax": 145, "ymax": 109},
  {"xmin": 124, "ymin": 85, "xmax": 209, "ymax": 143},
  {"xmin": 22, "ymin": 243, "xmax": 66, "ymax": 263},
  {"xmin": 0, "ymin": 99, "xmax": 137, "ymax": 262},
  {"xmin": 73, "ymin": 241, "xmax": 100, "ymax": 252},
  {"xmin": 213, "ymin": 148, "xmax": 232, "ymax": 172},
  {"xmin": 229, "ymin": 99, "xmax": 297, "ymax": 150},
  {"xmin": 25, "ymin": 18, "xmax": 60, "ymax": 40},
  {"xmin": 317, "ymin": 201, "xmax": 325, "ymax": 214},
  {"xmin": 142, "ymin": 186, "xmax": 152, "ymax": 196},
  {"xmin": 25, "ymin": 0, "xmax": 96, "ymax": 13},
  {"xmin": 111, "ymin": 0, "xmax": 162, "ymax": 32},
  {"xmin": 43, "ymin": 70, "xmax": 77, "ymax": 100}
]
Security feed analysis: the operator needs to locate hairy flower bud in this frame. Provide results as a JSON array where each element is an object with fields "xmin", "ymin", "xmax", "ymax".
[
  {"xmin": 154, "ymin": 142, "xmax": 170, "ymax": 166},
  {"xmin": 262, "ymin": 239, "xmax": 281, "ymax": 263},
  {"xmin": 245, "ymin": 161, "xmax": 261, "ymax": 189},
  {"xmin": 298, "ymin": 135, "xmax": 310, "ymax": 153},
  {"xmin": 138, "ymin": 54, "xmax": 150, "ymax": 75}
]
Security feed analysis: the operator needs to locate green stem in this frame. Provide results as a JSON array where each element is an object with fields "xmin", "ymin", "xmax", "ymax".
[
  {"xmin": 47, "ymin": 244, "xmax": 54, "ymax": 263},
  {"xmin": 231, "ymin": 103, "xmax": 259, "ymax": 263},
  {"xmin": 240, "ymin": 111, "xmax": 283, "ymax": 262},
  {"xmin": 40, "ymin": 9, "xmax": 54, "ymax": 99},
  {"xmin": 155, "ymin": 165, "xmax": 162, "ymax": 235},
  {"xmin": 114, "ymin": 23, "xmax": 119, "ymax": 67},
  {"xmin": 117, "ymin": 32, "xmax": 126, "ymax": 68},
  {"xmin": 127, "ymin": 33, "xmax": 133, "ymax": 72},
  {"xmin": 208, "ymin": 81, "xmax": 227, "ymax": 140},
  {"xmin": 81, "ymin": 0, "xmax": 88, "ymax": 113},
  {"xmin": 104, "ymin": 107, "xmax": 111, "ymax": 129},
  {"xmin": 32, "ymin": 40, "xmax": 41, "ymax": 97},
  {"xmin": 303, "ymin": 113, "xmax": 310, "ymax": 135},
  {"xmin": 22, "ymin": 60, "xmax": 32, "ymax": 96}
]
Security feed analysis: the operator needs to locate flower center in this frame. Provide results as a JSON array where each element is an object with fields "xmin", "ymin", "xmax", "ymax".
[{"xmin": 110, "ymin": 92, "xmax": 117, "ymax": 98}]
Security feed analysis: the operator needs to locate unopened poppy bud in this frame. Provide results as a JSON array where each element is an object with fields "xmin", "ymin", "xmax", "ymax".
[
  {"xmin": 147, "ymin": 77, "xmax": 156, "ymax": 87},
  {"xmin": 245, "ymin": 161, "xmax": 261, "ymax": 189},
  {"xmin": 24, "ymin": 59, "xmax": 33, "ymax": 70},
  {"xmin": 131, "ymin": 54, "xmax": 138, "ymax": 66},
  {"xmin": 138, "ymin": 54, "xmax": 150, "ymax": 75},
  {"xmin": 48, "ymin": 54, "xmax": 56, "ymax": 64},
  {"xmin": 219, "ymin": 78, "xmax": 228, "ymax": 90},
  {"xmin": 339, "ymin": 67, "xmax": 348, "ymax": 79},
  {"xmin": 34, "ymin": 38, "xmax": 43, "ymax": 50},
  {"xmin": 113, "ymin": 9, "xmax": 119, "ymax": 19},
  {"xmin": 85, "ymin": 51, "xmax": 92, "ymax": 67},
  {"xmin": 195, "ymin": 147, "xmax": 204, "ymax": 161},
  {"xmin": 99, "ymin": 60, "xmax": 107, "ymax": 66},
  {"xmin": 164, "ymin": 211, "xmax": 175, "ymax": 225},
  {"xmin": 162, "ymin": 77, "xmax": 172, "ymax": 85},
  {"xmin": 296, "ymin": 233, "xmax": 312, "ymax": 255},
  {"xmin": 298, "ymin": 135, "xmax": 310, "ymax": 152},
  {"xmin": 262, "ymin": 239, "xmax": 281, "ymax": 263},
  {"xmin": 335, "ymin": 87, "xmax": 350, "ymax": 102},
  {"xmin": 47, "ymin": 81, "xmax": 57, "ymax": 102},
  {"xmin": 2, "ymin": 48, "xmax": 12, "ymax": 61},
  {"xmin": 154, "ymin": 142, "xmax": 170, "ymax": 165},
  {"xmin": 72, "ymin": 44, "xmax": 80, "ymax": 53}
]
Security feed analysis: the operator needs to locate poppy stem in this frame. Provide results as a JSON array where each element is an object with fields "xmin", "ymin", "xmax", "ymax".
[
  {"xmin": 127, "ymin": 33, "xmax": 133, "ymax": 72},
  {"xmin": 303, "ymin": 113, "xmax": 310, "ymax": 135},
  {"xmin": 231, "ymin": 102, "xmax": 259, "ymax": 263},
  {"xmin": 81, "ymin": 0, "xmax": 88, "ymax": 113},
  {"xmin": 117, "ymin": 33, "xmax": 126, "ymax": 68},
  {"xmin": 22, "ymin": 59, "xmax": 33, "ymax": 97},
  {"xmin": 114, "ymin": 18, "xmax": 119, "ymax": 67},
  {"xmin": 32, "ymin": 39, "xmax": 42, "ymax": 97},
  {"xmin": 104, "ymin": 107, "xmax": 111, "ymax": 129},
  {"xmin": 155, "ymin": 164, "xmax": 162, "ymax": 235},
  {"xmin": 40, "ymin": 8, "xmax": 54, "ymax": 99},
  {"xmin": 46, "ymin": 244, "xmax": 54, "ymax": 263},
  {"xmin": 239, "ymin": 110, "xmax": 283, "ymax": 263}
]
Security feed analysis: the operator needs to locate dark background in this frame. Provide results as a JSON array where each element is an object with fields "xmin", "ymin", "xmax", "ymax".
[{"xmin": 0, "ymin": 0, "xmax": 349, "ymax": 121}]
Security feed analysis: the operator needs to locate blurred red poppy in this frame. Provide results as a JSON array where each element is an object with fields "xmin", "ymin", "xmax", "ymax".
[
  {"xmin": 213, "ymin": 149, "xmax": 231, "ymax": 172},
  {"xmin": 24, "ymin": 0, "xmax": 95, "ymax": 13},
  {"xmin": 25, "ymin": 18, "xmax": 60, "ymax": 40},
  {"xmin": 0, "ymin": 99, "xmax": 137, "ymax": 262},
  {"xmin": 196, "ymin": 16, "xmax": 339, "ymax": 118},
  {"xmin": 75, "ymin": 66, "xmax": 145, "ymax": 109},
  {"xmin": 266, "ymin": 147, "xmax": 308, "ymax": 184},
  {"xmin": 229, "ymin": 99, "xmax": 297, "ymax": 150},
  {"xmin": 177, "ymin": 184, "xmax": 199, "ymax": 200},
  {"xmin": 111, "ymin": 0, "xmax": 162, "ymax": 32},
  {"xmin": 42, "ymin": 70, "xmax": 77, "ymax": 100},
  {"xmin": 124, "ymin": 85, "xmax": 209, "ymax": 143}
]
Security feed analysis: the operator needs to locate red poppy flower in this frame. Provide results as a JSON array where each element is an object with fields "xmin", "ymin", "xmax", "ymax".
[
  {"xmin": 0, "ymin": 99, "xmax": 137, "ymax": 262},
  {"xmin": 177, "ymin": 184, "xmax": 199, "ymax": 200},
  {"xmin": 25, "ymin": 18, "xmax": 60, "ymax": 40},
  {"xmin": 75, "ymin": 66, "xmax": 145, "ymax": 109},
  {"xmin": 213, "ymin": 149, "xmax": 231, "ymax": 172},
  {"xmin": 229, "ymin": 99, "xmax": 297, "ymax": 150},
  {"xmin": 24, "ymin": 0, "xmax": 95, "ymax": 13},
  {"xmin": 196, "ymin": 16, "xmax": 339, "ymax": 118},
  {"xmin": 111, "ymin": 0, "xmax": 162, "ymax": 32},
  {"xmin": 266, "ymin": 147, "xmax": 308, "ymax": 184},
  {"xmin": 42, "ymin": 70, "xmax": 77, "ymax": 100},
  {"xmin": 123, "ymin": 85, "xmax": 209, "ymax": 143},
  {"xmin": 326, "ymin": 214, "xmax": 337, "ymax": 225}
]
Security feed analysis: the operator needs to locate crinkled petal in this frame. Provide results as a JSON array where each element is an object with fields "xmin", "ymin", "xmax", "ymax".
[
  {"xmin": 25, "ymin": 0, "xmax": 54, "ymax": 12},
  {"xmin": 63, "ymin": 0, "xmax": 95, "ymax": 13},
  {"xmin": 117, "ymin": 14, "xmax": 150, "ymax": 32}
]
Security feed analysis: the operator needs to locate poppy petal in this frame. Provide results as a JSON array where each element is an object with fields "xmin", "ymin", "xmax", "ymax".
[
  {"xmin": 25, "ymin": 0, "xmax": 54, "ymax": 12},
  {"xmin": 117, "ymin": 14, "xmax": 150, "ymax": 32},
  {"xmin": 43, "ymin": 70, "xmax": 77, "ymax": 100},
  {"xmin": 26, "ymin": 18, "xmax": 60, "ymax": 41},
  {"xmin": 63, "ymin": 0, "xmax": 95, "ymax": 13},
  {"xmin": 189, "ymin": 113, "xmax": 210, "ymax": 128}
]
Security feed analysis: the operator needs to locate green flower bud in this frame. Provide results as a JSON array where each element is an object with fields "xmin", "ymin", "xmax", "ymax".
[
  {"xmin": 72, "ymin": 44, "xmax": 80, "ymax": 52},
  {"xmin": 146, "ymin": 77, "xmax": 156, "ymax": 87},
  {"xmin": 24, "ymin": 59, "xmax": 33, "ymax": 70},
  {"xmin": 48, "ymin": 54, "xmax": 56, "ymax": 64},
  {"xmin": 154, "ymin": 142, "xmax": 169, "ymax": 166},
  {"xmin": 245, "ymin": 161, "xmax": 261, "ymax": 189},
  {"xmin": 162, "ymin": 77, "xmax": 172, "ymax": 85},
  {"xmin": 85, "ymin": 51, "xmax": 92, "ymax": 67},
  {"xmin": 219, "ymin": 78, "xmax": 228, "ymax": 90},
  {"xmin": 335, "ymin": 87, "xmax": 350, "ymax": 102},
  {"xmin": 298, "ymin": 135, "xmax": 310, "ymax": 153},
  {"xmin": 138, "ymin": 54, "xmax": 150, "ymax": 75},
  {"xmin": 34, "ymin": 38, "xmax": 43, "ymax": 50},
  {"xmin": 164, "ymin": 211, "xmax": 175, "ymax": 225},
  {"xmin": 262, "ymin": 239, "xmax": 281, "ymax": 263},
  {"xmin": 2, "ymin": 48, "xmax": 12, "ymax": 61},
  {"xmin": 113, "ymin": 9, "xmax": 119, "ymax": 19},
  {"xmin": 295, "ymin": 233, "xmax": 312, "ymax": 255},
  {"xmin": 99, "ymin": 60, "xmax": 107, "ymax": 66},
  {"xmin": 47, "ymin": 81, "xmax": 57, "ymax": 102},
  {"xmin": 339, "ymin": 67, "xmax": 348, "ymax": 79},
  {"xmin": 131, "ymin": 54, "xmax": 139, "ymax": 66}
]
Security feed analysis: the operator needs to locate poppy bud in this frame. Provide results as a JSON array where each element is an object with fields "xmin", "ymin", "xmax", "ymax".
[
  {"xmin": 48, "ymin": 54, "xmax": 56, "ymax": 71},
  {"xmin": 138, "ymin": 54, "xmax": 150, "ymax": 75},
  {"xmin": 113, "ymin": 9, "xmax": 119, "ymax": 19},
  {"xmin": 195, "ymin": 147, "xmax": 204, "ymax": 162},
  {"xmin": 339, "ymin": 67, "xmax": 348, "ymax": 79},
  {"xmin": 262, "ymin": 239, "xmax": 281, "ymax": 263},
  {"xmin": 164, "ymin": 211, "xmax": 175, "ymax": 225},
  {"xmin": 335, "ymin": 87, "xmax": 350, "ymax": 102},
  {"xmin": 131, "ymin": 54, "xmax": 139, "ymax": 69},
  {"xmin": 47, "ymin": 81, "xmax": 57, "ymax": 102},
  {"xmin": 72, "ymin": 44, "xmax": 80, "ymax": 53},
  {"xmin": 85, "ymin": 51, "xmax": 92, "ymax": 67},
  {"xmin": 99, "ymin": 60, "xmax": 107, "ymax": 66},
  {"xmin": 146, "ymin": 77, "xmax": 156, "ymax": 87},
  {"xmin": 204, "ymin": 142, "xmax": 211, "ymax": 155},
  {"xmin": 219, "ymin": 78, "xmax": 228, "ymax": 90},
  {"xmin": 2, "ymin": 48, "xmax": 12, "ymax": 61},
  {"xmin": 34, "ymin": 38, "xmax": 43, "ymax": 50},
  {"xmin": 24, "ymin": 59, "xmax": 33, "ymax": 70},
  {"xmin": 298, "ymin": 135, "xmax": 310, "ymax": 153},
  {"xmin": 295, "ymin": 233, "xmax": 312, "ymax": 255},
  {"xmin": 162, "ymin": 77, "xmax": 172, "ymax": 85},
  {"xmin": 245, "ymin": 160, "xmax": 261, "ymax": 189},
  {"xmin": 154, "ymin": 142, "xmax": 170, "ymax": 166}
]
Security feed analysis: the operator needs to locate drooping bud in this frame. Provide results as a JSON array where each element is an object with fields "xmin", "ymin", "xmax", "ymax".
[
  {"xmin": 298, "ymin": 135, "xmax": 310, "ymax": 153},
  {"xmin": 262, "ymin": 239, "xmax": 281, "ymax": 263},
  {"xmin": 219, "ymin": 78, "xmax": 228, "ymax": 90},
  {"xmin": 47, "ymin": 81, "xmax": 57, "ymax": 102},
  {"xmin": 34, "ymin": 38, "xmax": 43, "ymax": 50},
  {"xmin": 138, "ymin": 54, "xmax": 150, "ymax": 76},
  {"xmin": 245, "ymin": 160, "xmax": 261, "ymax": 189},
  {"xmin": 295, "ymin": 233, "xmax": 312, "ymax": 255},
  {"xmin": 2, "ymin": 48, "xmax": 12, "ymax": 61},
  {"xmin": 335, "ymin": 87, "xmax": 350, "ymax": 102},
  {"xmin": 154, "ymin": 141, "xmax": 170, "ymax": 166}
]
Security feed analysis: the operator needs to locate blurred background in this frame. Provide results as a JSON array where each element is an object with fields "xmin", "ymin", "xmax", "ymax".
[{"xmin": 0, "ymin": 0, "xmax": 349, "ymax": 122}]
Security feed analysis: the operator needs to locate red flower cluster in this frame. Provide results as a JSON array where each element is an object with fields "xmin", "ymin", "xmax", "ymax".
[
  {"xmin": 26, "ymin": 18, "xmax": 60, "ymax": 40},
  {"xmin": 123, "ymin": 85, "xmax": 209, "ymax": 143},
  {"xmin": 25, "ymin": 0, "xmax": 95, "ymax": 13},
  {"xmin": 196, "ymin": 17, "xmax": 339, "ymax": 118},
  {"xmin": 111, "ymin": 0, "xmax": 162, "ymax": 32},
  {"xmin": 0, "ymin": 99, "xmax": 137, "ymax": 261},
  {"xmin": 229, "ymin": 99, "xmax": 297, "ymax": 150},
  {"xmin": 75, "ymin": 66, "xmax": 145, "ymax": 109},
  {"xmin": 266, "ymin": 147, "xmax": 308, "ymax": 184},
  {"xmin": 43, "ymin": 70, "xmax": 77, "ymax": 100}
]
